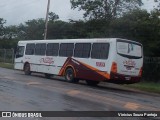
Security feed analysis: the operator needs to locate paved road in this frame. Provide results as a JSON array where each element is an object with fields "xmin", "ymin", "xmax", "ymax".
[{"xmin": 0, "ymin": 67, "xmax": 160, "ymax": 120}]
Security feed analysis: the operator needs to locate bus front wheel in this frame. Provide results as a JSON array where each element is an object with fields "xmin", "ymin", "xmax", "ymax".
[
  {"xmin": 24, "ymin": 63, "xmax": 31, "ymax": 75},
  {"xmin": 65, "ymin": 68, "xmax": 79, "ymax": 83}
]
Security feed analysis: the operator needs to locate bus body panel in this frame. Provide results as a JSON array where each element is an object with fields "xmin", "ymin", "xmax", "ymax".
[
  {"xmin": 14, "ymin": 38, "xmax": 143, "ymax": 84},
  {"xmin": 116, "ymin": 55, "xmax": 143, "ymax": 76},
  {"xmin": 14, "ymin": 58, "xmax": 24, "ymax": 70},
  {"xmin": 109, "ymin": 39, "xmax": 143, "ymax": 83},
  {"xmin": 14, "ymin": 42, "xmax": 25, "ymax": 70},
  {"xmin": 58, "ymin": 57, "xmax": 111, "ymax": 81}
]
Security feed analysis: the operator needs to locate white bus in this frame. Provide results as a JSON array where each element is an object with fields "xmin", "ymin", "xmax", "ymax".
[{"xmin": 14, "ymin": 38, "xmax": 143, "ymax": 85}]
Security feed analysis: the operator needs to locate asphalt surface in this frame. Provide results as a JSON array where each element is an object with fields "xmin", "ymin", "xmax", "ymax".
[{"xmin": 0, "ymin": 67, "xmax": 160, "ymax": 120}]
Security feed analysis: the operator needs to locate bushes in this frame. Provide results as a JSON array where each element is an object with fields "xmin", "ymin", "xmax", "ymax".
[{"xmin": 142, "ymin": 57, "xmax": 160, "ymax": 82}]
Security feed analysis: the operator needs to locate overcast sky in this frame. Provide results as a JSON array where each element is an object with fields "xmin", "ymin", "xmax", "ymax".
[{"xmin": 0, "ymin": 0, "xmax": 158, "ymax": 26}]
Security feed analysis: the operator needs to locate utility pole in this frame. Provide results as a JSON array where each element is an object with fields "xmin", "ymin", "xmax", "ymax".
[{"xmin": 44, "ymin": 0, "xmax": 50, "ymax": 40}]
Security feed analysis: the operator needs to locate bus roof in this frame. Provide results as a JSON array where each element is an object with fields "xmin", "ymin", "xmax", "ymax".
[{"xmin": 18, "ymin": 38, "xmax": 141, "ymax": 45}]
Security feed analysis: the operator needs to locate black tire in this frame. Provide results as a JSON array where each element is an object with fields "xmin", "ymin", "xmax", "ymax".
[
  {"xmin": 24, "ymin": 63, "xmax": 31, "ymax": 75},
  {"xmin": 65, "ymin": 68, "xmax": 79, "ymax": 83},
  {"xmin": 86, "ymin": 80, "xmax": 100, "ymax": 86},
  {"xmin": 45, "ymin": 73, "xmax": 52, "ymax": 79}
]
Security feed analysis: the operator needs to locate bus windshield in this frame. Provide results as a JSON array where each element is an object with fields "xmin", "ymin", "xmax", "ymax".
[{"xmin": 117, "ymin": 40, "xmax": 142, "ymax": 59}]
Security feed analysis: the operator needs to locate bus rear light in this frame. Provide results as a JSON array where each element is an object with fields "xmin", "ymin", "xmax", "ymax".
[
  {"xmin": 111, "ymin": 62, "xmax": 117, "ymax": 73},
  {"xmin": 139, "ymin": 67, "xmax": 143, "ymax": 77}
]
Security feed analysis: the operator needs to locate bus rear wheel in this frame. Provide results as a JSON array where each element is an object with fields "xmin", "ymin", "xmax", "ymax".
[
  {"xmin": 86, "ymin": 80, "xmax": 100, "ymax": 86},
  {"xmin": 24, "ymin": 63, "xmax": 31, "ymax": 75},
  {"xmin": 65, "ymin": 68, "xmax": 79, "ymax": 83}
]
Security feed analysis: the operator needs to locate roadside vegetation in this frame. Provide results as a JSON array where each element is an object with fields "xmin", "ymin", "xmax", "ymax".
[
  {"xmin": 0, "ymin": 62, "xmax": 14, "ymax": 69},
  {"xmin": 125, "ymin": 82, "xmax": 160, "ymax": 94}
]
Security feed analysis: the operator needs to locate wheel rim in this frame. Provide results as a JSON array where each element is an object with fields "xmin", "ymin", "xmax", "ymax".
[{"xmin": 66, "ymin": 70, "xmax": 73, "ymax": 81}]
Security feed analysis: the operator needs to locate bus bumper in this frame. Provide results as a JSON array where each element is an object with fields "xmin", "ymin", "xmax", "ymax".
[{"xmin": 109, "ymin": 72, "xmax": 141, "ymax": 84}]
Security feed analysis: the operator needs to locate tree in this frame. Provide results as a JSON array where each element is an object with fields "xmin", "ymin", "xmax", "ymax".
[
  {"xmin": 107, "ymin": 9, "xmax": 160, "ymax": 56},
  {"xmin": 70, "ymin": 0, "xmax": 143, "ymax": 20},
  {"xmin": 149, "ymin": 9, "xmax": 160, "ymax": 56},
  {"xmin": 47, "ymin": 20, "xmax": 77, "ymax": 39},
  {"xmin": 17, "ymin": 24, "xmax": 27, "ymax": 40},
  {"xmin": 70, "ymin": 20, "xmax": 88, "ymax": 38},
  {"xmin": 4, "ymin": 25, "xmax": 19, "ymax": 39},
  {"xmin": 24, "ymin": 18, "xmax": 45, "ymax": 40},
  {"xmin": 0, "ymin": 18, "xmax": 6, "ymax": 37},
  {"xmin": 48, "ymin": 12, "xmax": 59, "ymax": 21}
]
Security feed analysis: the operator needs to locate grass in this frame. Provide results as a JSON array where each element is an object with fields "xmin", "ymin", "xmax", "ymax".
[
  {"xmin": 125, "ymin": 81, "xmax": 160, "ymax": 94},
  {"xmin": 0, "ymin": 62, "xmax": 14, "ymax": 69}
]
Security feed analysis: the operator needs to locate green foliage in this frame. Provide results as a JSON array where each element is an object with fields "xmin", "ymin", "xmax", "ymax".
[
  {"xmin": 125, "ymin": 81, "xmax": 160, "ymax": 93},
  {"xmin": 16, "ymin": 22, "xmax": 44, "ymax": 40},
  {"xmin": 0, "ymin": 39, "xmax": 18, "ymax": 49},
  {"xmin": 48, "ymin": 12, "xmax": 59, "ymax": 21},
  {"xmin": 143, "ymin": 57, "xmax": 160, "ymax": 82},
  {"xmin": 0, "ymin": 18, "xmax": 6, "ymax": 36},
  {"xmin": 4, "ymin": 25, "xmax": 19, "ymax": 39},
  {"xmin": 69, "ymin": 20, "xmax": 88, "ymax": 38},
  {"xmin": 47, "ymin": 20, "xmax": 74, "ymax": 39},
  {"xmin": 70, "ymin": 0, "xmax": 143, "ymax": 20},
  {"xmin": 108, "ymin": 9, "xmax": 151, "ymax": 39},
  {"xmin": 24, "ymin": 18, "xmax": 45, "ymax": 40},
  {"xmin": 0, "ymin": 9, "xmax": 159, "ymax": 57},
  {"xmin": 47, "ymin": 20, "xmax": 89, "ymax": 39},
  {"xmin": 0, "ymin": 63, "xmax": 14, "ymax": 69}
]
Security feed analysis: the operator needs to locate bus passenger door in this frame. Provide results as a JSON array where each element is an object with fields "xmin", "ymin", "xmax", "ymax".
[{"xmin": 14, "ymin": 46, "xmax": 25, "ymax": 70}]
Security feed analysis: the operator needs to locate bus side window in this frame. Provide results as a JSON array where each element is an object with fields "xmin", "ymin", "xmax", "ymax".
[
  {"xmin": 74, "ymin": 43, "xmax": 91, "ymax": 58},
  {"xmin": 16, "ymin": 46, "xmax": 24, "ymax": 58},
  {"xmin": 59, "ymin": 43, "xmax": 74, "ymax": 57},
  {"xmin": 91, "ymin": 43, "xmax": 110, "ymax": 59},
  {"xmin": 25, "ymin": 43, "xmax": 35, "ymax": 55},
  {"xmin": 35, "ymin": 43, "xmax": 46, "ymax": 56},
  {"xmin": 46, "ymin": 43, "xmax": 59, "ymax": 56}
]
